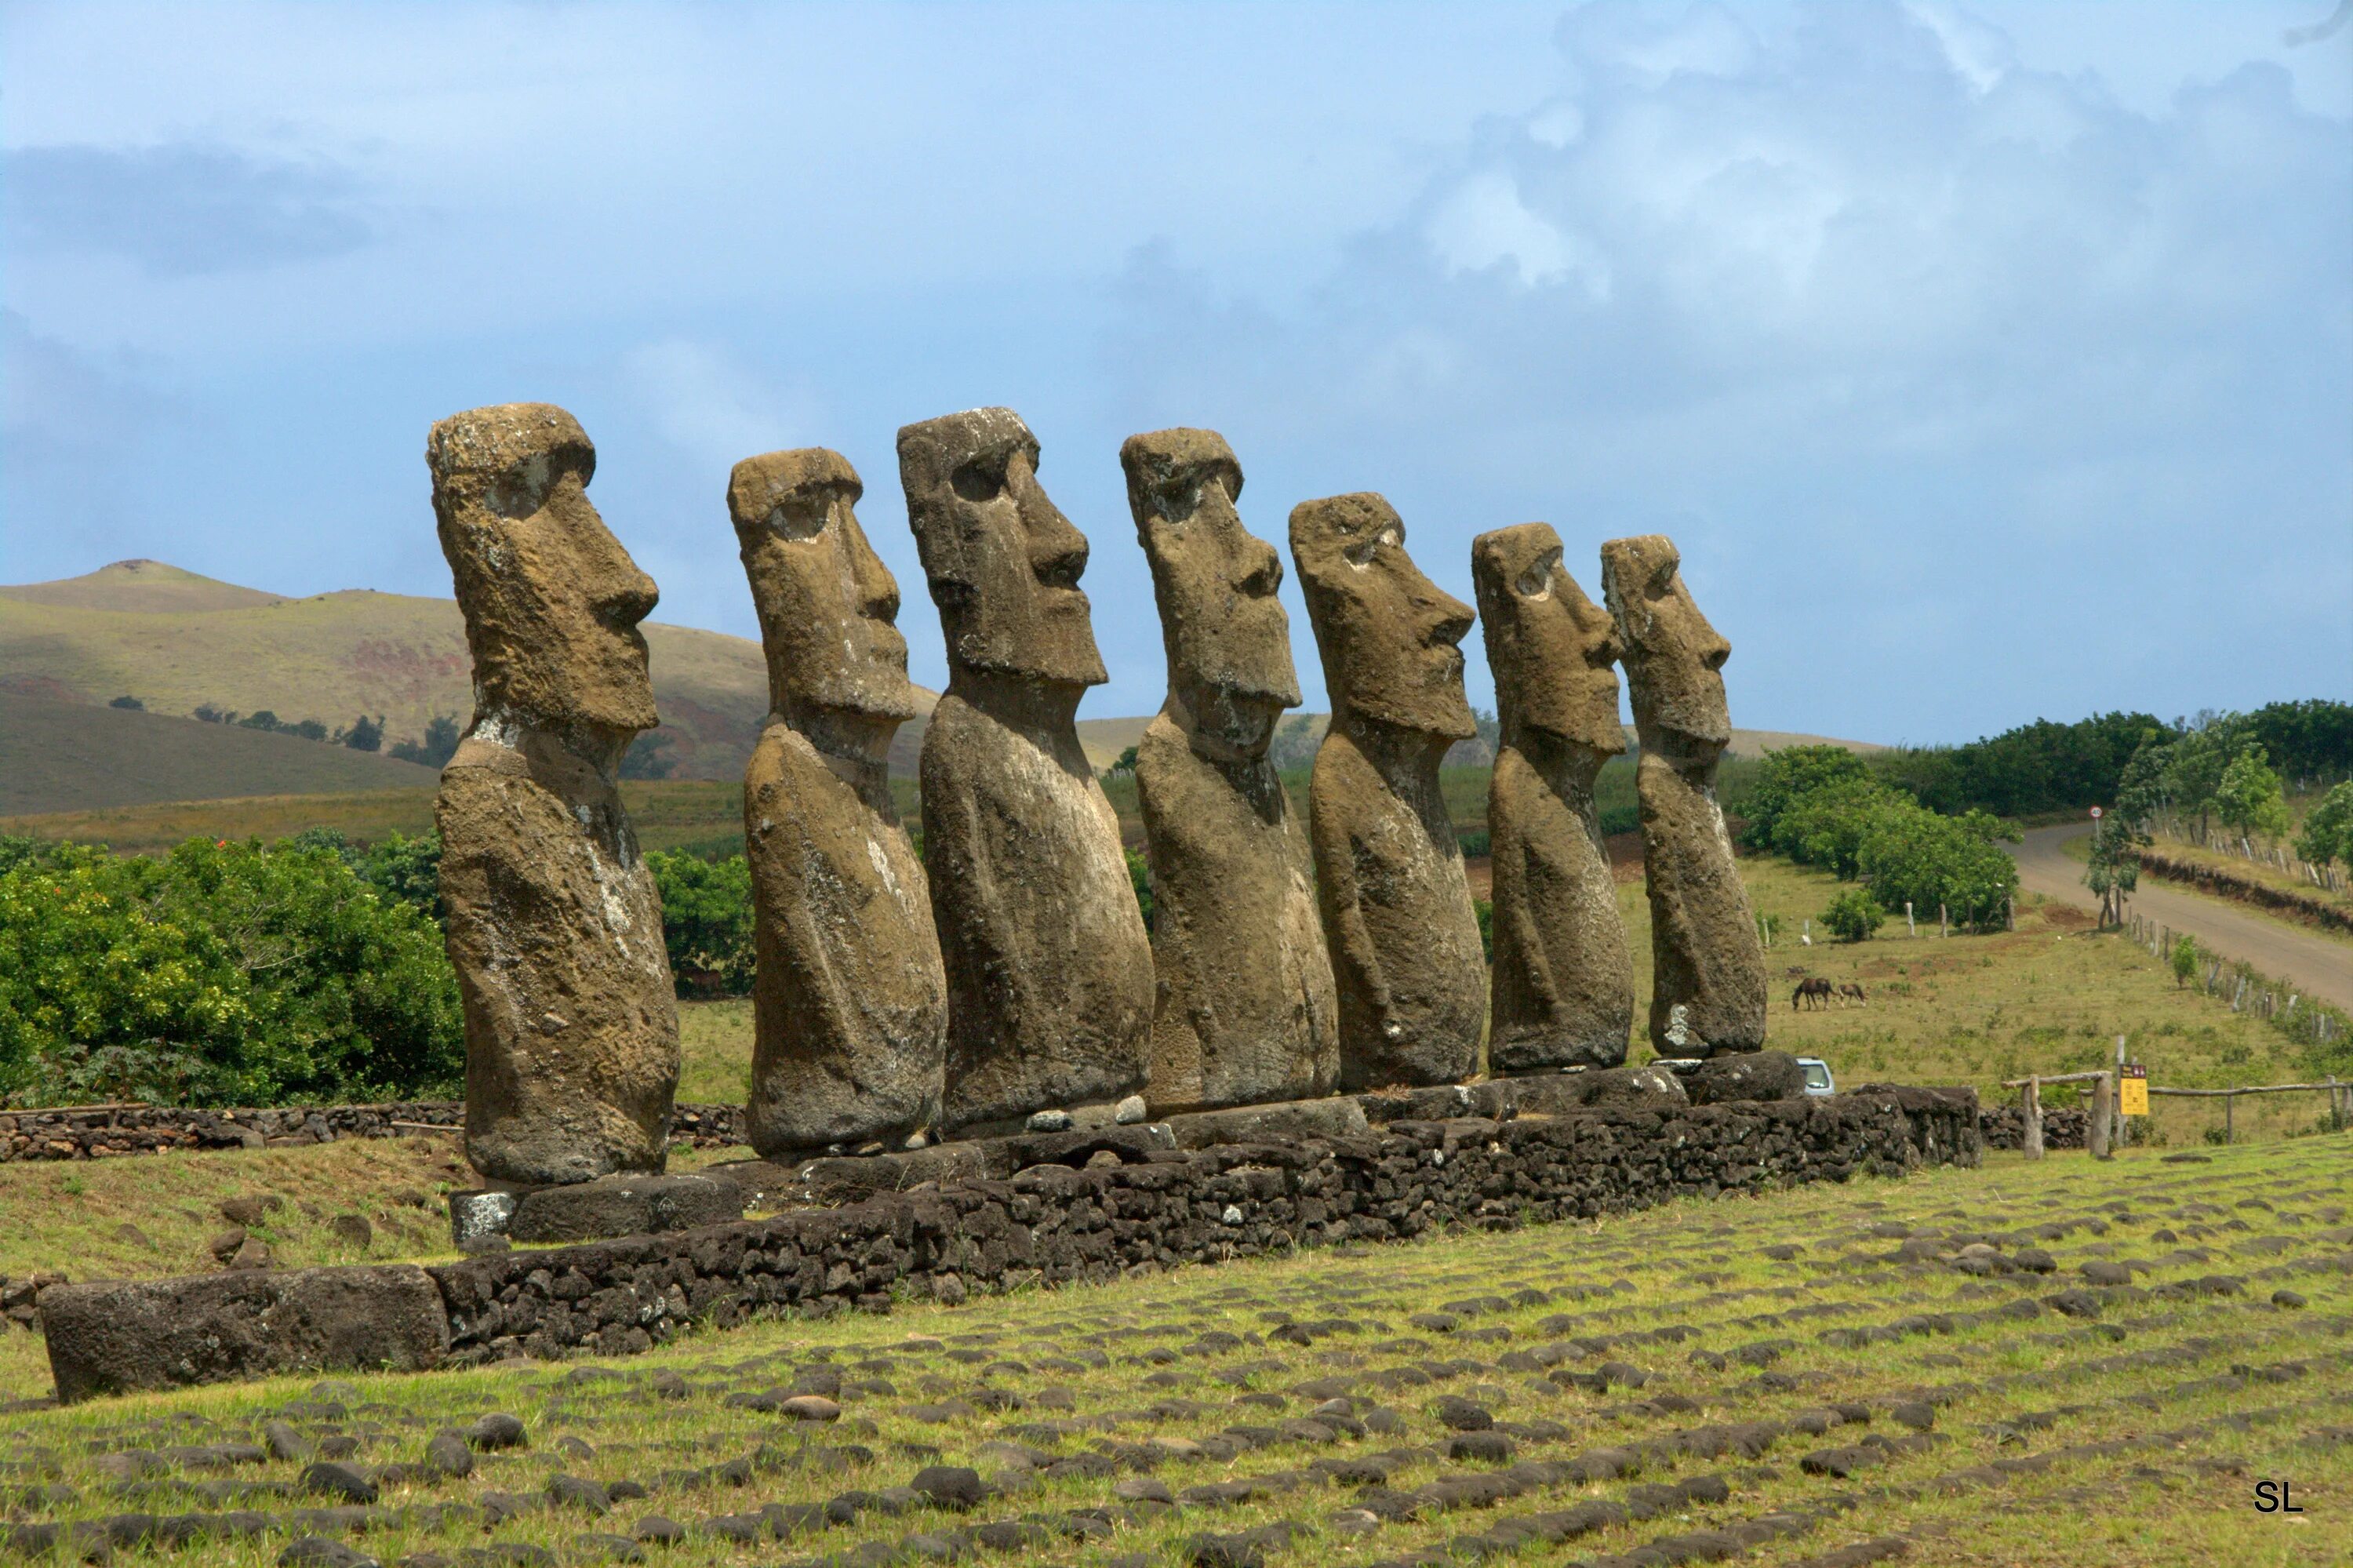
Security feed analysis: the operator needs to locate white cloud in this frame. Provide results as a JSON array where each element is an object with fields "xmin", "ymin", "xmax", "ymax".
[{"xmin": 617, "ymin": 339, "xmax": 823, "ymax": 478}]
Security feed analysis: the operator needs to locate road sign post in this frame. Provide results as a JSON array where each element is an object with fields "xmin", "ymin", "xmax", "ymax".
[{"xmin": 2120, "ymin": 1064, "xmax": 2148, "ymax": 1119}]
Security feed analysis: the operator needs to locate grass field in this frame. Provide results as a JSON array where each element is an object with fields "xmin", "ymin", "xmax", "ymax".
[
  {"xmin": 0, "ymin": 1135, "xmax": 2341, "ymax": 1566},
  {"xmin": 0, "ymin": 693, "xmax": 442, "ymax": 817}
]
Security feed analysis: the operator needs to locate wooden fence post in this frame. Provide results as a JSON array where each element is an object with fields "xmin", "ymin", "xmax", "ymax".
[
  {"xmin": 2023, "ymin": 1077, "xmax": 2043, "ymax": 1160},
  {"xmin": 1906, "ymin": 901, "xmax": 1915, "ymax": 937},
  {"xmin": 2088, "ymin": 1074, "xmax": 2113, "ymax": 1159},
  {"xmin": 1940, "ymin": 903, "xmax": 1948, "ymax": 938},
  {"xmin": 2224, "ymin": 1090, "xmax": 2233, "ymax": 1146}
]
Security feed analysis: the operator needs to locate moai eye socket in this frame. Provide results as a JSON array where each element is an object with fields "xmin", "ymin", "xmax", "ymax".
[
  {"xmin": 489, "ymin": 453, "xmax": 555, "ymax": 520},
  {"xmin": 762, "ymin": 493, "xmax": 833, "ymax": 544},
  {"xmin": 1648, "ymin": 557, "xmax": 1680, "ymax": 598},
  {"xmin": 951, "ymin": 456, "xmax": 1007, "ymax": 504},
  {"xmin": 1516, "ymin": 546, "xmax": 1562, "ymax": 599}
]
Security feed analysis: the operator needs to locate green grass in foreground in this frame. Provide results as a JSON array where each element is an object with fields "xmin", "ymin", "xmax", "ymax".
[{"xmin": 0, "ymin": 1137, "xmax": 2343, "ymax": 1566}]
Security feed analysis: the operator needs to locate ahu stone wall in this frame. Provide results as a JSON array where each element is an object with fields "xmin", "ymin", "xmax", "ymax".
[{"xmin": 42, "ymin": 1088, "xmax": 1977, "ymax": 1399}]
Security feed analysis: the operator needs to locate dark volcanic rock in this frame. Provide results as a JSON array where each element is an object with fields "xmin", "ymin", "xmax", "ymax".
[
  {"xmin": 1680, "ymin": 1051, "xmax": 1807, "ymax": 1105},
  {"xmin": 505, "ymin": 1174, "xmax": 742, "ymax": 1244},
  {"xmin": 41, "ymin": 1267, "xmax": 447, "ymax": 1404}
]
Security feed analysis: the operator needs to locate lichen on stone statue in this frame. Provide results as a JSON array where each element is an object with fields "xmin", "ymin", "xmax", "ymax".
[
  {"xmin": 1599, "ymin": 533, "xmax": 1768, "ymax": 1058},
  {"xmin": 1290, "ymin": 493, "xmax": 1486, "ymax": 1090},
  {"xmin": 899, "ymin": 408, "xmax": 1152, "ymax": 1134},
  {"xmin": 1122, "ymin": 429, "xmax": 1337, "ymax": 1113},
  {"xmin": 1474, "ymin": 522, "xmax": 1634, "ymax": 1072},
  {"xmin": 428, "ymin": 402, "xmax": 681, "ymax": 1185},
  {"xmin": 729, "ymin": 447, "xmax": 945, "ymax": 1158}
]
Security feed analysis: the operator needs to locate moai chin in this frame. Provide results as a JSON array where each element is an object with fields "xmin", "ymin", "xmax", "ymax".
[
  {"xmin": 1290, "ymin": 493, "xmax": 1486, "ymax": 1090},
  {"xmin": 1473, "ymin": 523, "xmax": 1635, "ymax": 1072},
  {"xmin": 427, "ymin": 402, "xmax": 680, "ymax": 1185},
  {"xmin": 1122, "ymin": 429, "xmax": 1338, "ymax": 1112},
  {"xmin": 899, "ymin": 408, "xmax": 1153, "ymax": 1133},
  {"xmin": 729, "ymin": 448, "xmax": 945, "ymax": 1157},
  {"xmin": 1599, "ymin": 533, "xmax": 1768, "ymax": 1057}
]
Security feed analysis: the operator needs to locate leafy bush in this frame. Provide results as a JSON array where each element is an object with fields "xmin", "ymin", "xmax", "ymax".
[
  {"xmin": 2294, "ymin": 780, "xmax": 2353, "ymax": 870},
  {"xmin": 1126, "ymin": 848, "xmax": 1155, "ymax": 933},
  {"xmin": 2170, "ymin": 935, "xmax": 2197, "ymax": 988},
  {"xmin": 1820, "ymin": 887, "xmax": 1882, "ymax": 943},
  {"xmin": 0, "ymin": 838, "xmax": 462, "ymax": 1107},
  {"xmin": 1736, "ymin": 745, "xmax": 2018, "ymax": 930},
  {"xmin": 644, "ymin": 849, "xmax": 754, "ymax": 996}
]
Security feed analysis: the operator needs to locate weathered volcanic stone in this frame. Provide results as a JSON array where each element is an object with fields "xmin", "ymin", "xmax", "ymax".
[
  {"xmin": 1122, "ymin": 429, "xmax": 1338, "ymax": 1112},
  {"xmin": 430, "ymin": 403, "xmax": 680, "ymax": 1185},
  {"xmin": 899, "ymin": 408, "xmax": 1153, "ymax": 1133},
  {"xmin": 729, "ymin": 448, "xmax": 946, "ymax": 1157},
  {"xmin": 1473, "ymin": 522, "xmax": 1633, "ymax": 1072},
  {"xmin": 1600, "ymin": 534, "xmax": 1767, "ymax": 1058},
  {"xmin": 1681, "ymin": 1050, "xmax": 1808, "ymax": 1105},
  {"xmin": 42, "ymin": 1266, "xmax": 447, "ymax": 1404},
  {"xmin": 506, "ymin": 1173, "xmax": 742, "ymax": 1244},
  {"xmin": 1291, "ymin": 493, "xmax": 1486, "ymax": 1090}
]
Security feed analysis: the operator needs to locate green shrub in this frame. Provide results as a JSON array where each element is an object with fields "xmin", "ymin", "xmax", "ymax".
[
  {"xmin": 1821, "ymin": 887, "xmax": 1882, "ymax": 943},
  {"xmin": 644, "ymin": 849, "xmax": 754, "ymax": 997},
  {"xmin": 1126, "ymin": 848, "xmax": 1155, "ymax": 933},
  {"xmin": 1474, "ymin": 897, "xmax": 1493, "ymax": 962},
  {"xmin": 2170, "ymin": 936, "xmax": 2197, "ymax": 988},
  {"xmin": 0, "ymin": 837, "xmax": 462, "ymax": 1106}
]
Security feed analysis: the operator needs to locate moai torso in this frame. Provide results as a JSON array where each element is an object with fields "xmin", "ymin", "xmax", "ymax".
[
  {"xmin": 1475, "ymin": 523, "xmax": 1634, "ymax": 1072},
  {"xmin": 428, "ymin": 402, "xmax": 679, "ymax": 1184},
  {"xmin": 900, "ymin": 409, "xmax": 1153, "ymax": 1133},
  {"xmin": 1123, "ymin": 430, "xmax": 1337, "ymax": 1111},
  {"xmin": 1292, "ymin": 493, "xmax": 1486, "ymax": 1090},
  {"xmin": 730, "ymin": 449, "xmax": 945, "ymax": 1157},
  {"xmin": 1600, "ymin": 534, "xmax": 1767, "ymax": 1057}
]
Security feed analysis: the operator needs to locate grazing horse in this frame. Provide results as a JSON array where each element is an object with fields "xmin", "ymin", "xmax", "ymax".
[
  {"xmin": 1793, "ymin": 977, "xmax": 1834, "ymax": 1010},
  {"xmin": 1837, "ymin": 983, "xmax": 1867, "ymax": 1006}
]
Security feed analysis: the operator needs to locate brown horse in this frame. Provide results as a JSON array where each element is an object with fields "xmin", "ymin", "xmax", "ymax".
[
  {"xmin": 1793, "ymin": 977, "xmax": 1834, "ymax": 1010},
  {"xmin": 1837, "ymin": 983, "xmax": 1867, "ymax": 1006}
]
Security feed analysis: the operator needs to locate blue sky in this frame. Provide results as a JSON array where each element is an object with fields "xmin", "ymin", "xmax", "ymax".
[{"xmin": 5, "ymin": 0, "xmax": 2348, "ymax": 744}]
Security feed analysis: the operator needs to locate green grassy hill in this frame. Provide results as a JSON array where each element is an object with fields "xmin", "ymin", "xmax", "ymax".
[
  {"xmin": 0, "ymin": 560, "xmax": 780, "ymax": 782},
  {"xmin": 0, "ymin": 692, "xmax": 442, "ymax": 816}
]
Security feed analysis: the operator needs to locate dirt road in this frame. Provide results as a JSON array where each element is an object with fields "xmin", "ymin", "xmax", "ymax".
[{"xmin": 2009, "ymin": 824, "xmax": 2353, "ymax": 1013}]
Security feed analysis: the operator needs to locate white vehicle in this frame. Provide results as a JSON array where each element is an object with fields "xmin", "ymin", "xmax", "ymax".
[{"xmin": 1797, "ymin": 1057, "xmax": 1835, "ymax": 1097}]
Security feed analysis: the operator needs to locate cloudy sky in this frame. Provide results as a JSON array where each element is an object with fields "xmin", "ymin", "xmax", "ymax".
[{"xmin": 5, "ymin": 0, "xmax": 2348, "ymax": 744}]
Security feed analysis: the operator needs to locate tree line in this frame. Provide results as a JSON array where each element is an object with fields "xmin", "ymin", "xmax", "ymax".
[{"xmin": 1870, "ymin": 700, "xmax": 2351, "ymax": 820}]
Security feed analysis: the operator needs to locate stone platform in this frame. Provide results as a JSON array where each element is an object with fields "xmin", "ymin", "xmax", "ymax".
[
  {"xmin": 442, "ymin": 1064, "xmax": 1720, "ymax": 1248},
  {"xmin": 45, "ymin": 1084, "xmax": 1980, "ymax": 1400}
]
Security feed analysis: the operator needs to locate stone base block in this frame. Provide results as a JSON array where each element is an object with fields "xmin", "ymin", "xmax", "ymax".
[
  {"xmin": 41, "ymin": 1266, "xmax": 447, "ymax": 1404},
  {"xmin": 506, "ymin": 1174, "xmax": 744, "ymax": 1245},
  {"xmin": 1679, "ymin": 1050, "xmax": 1808, "ymax": 1105},
  {"xmin": 1162, "ymin": 1097, "xmax": 1370, "ymax": 1148}
]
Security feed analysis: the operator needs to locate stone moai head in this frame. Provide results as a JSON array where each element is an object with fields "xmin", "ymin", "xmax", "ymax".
[
  {"xmin": 1472, "ymin": 522, "xmax": 1625, "ymax": 757},
  {"xmin": 1598, "ymin": 534, "xmax": 1731, "ymax": 755},
  {"xmin": 1121, "ymin": 428, "xmax": 1302, "ymax": 755},
  {"xmin": 897, "ymin": 407, "xmax": 1106, "ymax": 689},
  {"xmin": 428, "ymin": 403, "xmax": 659, "ymax": 751},
  {"xmin": 728, "ymin": 447, "xmax": 918, "ymax": 729},
  {"xmin": 1289, "ymin": 493, "xmax": 1475, "ymax": 740}
]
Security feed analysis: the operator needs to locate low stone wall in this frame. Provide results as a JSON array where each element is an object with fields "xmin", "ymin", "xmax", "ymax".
[
  {"xmin": 41, "ymin": 1086, "xmax": 1977, "ymax": 1399},
  {"xmin": 1978, "ymin": 1104, "xmax": 2089, "ymax": 1151},
  {"xmin": 0, "ymin": 1102, "xmax": 745, "ymax": 1162},
  {"xmin": 2134, "ymin": 849, "xmax": 2353, "ymax": 937}
]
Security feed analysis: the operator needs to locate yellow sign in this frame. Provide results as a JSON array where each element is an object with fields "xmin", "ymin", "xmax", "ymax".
[{"xmin": 2120, "ymin": 1065, "xmax": 2148, "ymax": 1117}]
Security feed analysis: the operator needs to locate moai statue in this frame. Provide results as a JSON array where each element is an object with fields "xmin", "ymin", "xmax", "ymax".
[
  {"xmin": 1122, "ymin": 429, "xmax": 1338, "ymax": 1112},
  {"xmin": 429, "ymin": 403, "xmax": 679, "ymax": 1185},
  {"xmin": 729, "ymin": 449, "xmax": 945, "ymax": 1157},
  {"xmin": 899, "ymin": 408, "xmax": 1153, "ymax": 1133},
  {"xmin": 1473, "ymin": 523, "xmax": 1635, "ymax": 1072},
  {"xmin": 1290, "ymin": 493, "xmax": 1486, "ymax": 1090},
  {"xmin": 1599, "ymin": 534, "xmax": 1768, "ymax": 1057}
]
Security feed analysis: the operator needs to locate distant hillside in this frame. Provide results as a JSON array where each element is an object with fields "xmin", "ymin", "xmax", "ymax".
[
  {"xmin": 0, "ymin": 691, "xmax": 441, "ymax": 817},
  {"xmin": 3, "ymin": 560, "xmax": 1878, "ymax": 809},
  {"xmin": 0, "ymin": 559, "xmax": 780, "ymax": 782}
]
